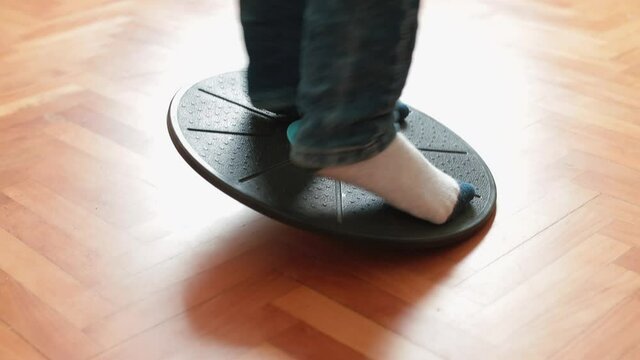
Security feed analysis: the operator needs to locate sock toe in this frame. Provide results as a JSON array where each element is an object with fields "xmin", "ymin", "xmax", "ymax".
[
  {"xmin": 447, "ymin": 181, "xmax": 476, "ymax": 222},
  {"xmin": 395, "ymin": 101, "xmax": 410, "ymax": 121}
]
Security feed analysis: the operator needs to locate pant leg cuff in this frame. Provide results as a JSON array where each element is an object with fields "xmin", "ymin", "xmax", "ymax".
[{"xmin": 290, "ymin": 129, "xmax": 397, "ymax": 168}]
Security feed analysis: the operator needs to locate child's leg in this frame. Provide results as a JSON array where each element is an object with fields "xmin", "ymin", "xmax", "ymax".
[
  {"xmin": 240, "ymin": 0, "xmax": 411, "ymax": 120},
  {"xmin": 240, "ymin": 0, "xmax": 304, "ymax": 114},
  {"xmin": 290, "ymin": 0, "xmax": 475, "ymax": 224}
]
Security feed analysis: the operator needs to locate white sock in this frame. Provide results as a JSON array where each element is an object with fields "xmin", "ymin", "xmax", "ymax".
[{"xmin": 319, "ymin": 133, "xmax": 472, "ymax": 224}]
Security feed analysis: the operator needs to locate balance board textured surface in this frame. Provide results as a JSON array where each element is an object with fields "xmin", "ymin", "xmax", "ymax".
[{"xmin": 168, "ymin": 72, "xmax": 497, "ymax": 247}]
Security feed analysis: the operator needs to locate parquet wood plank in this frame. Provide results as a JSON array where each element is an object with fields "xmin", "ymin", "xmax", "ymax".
[
  {"xmin": 0, "ymin": 269, "xmax": 103, "ymax": 360},
  {"xmin": 0, "ymin": 227, "xmax": 114, "ymax": 328},
  {"xmin": 26, "ymin": 142, "xmax": 157, "ymax": 228},
  {"xmin": 552, "ymin": 293, "xmax": 640, "ymax": 359},
  {"xmin": 94, "ymin": 273, "xmax": 298, "ymax": 360},
  {"xmin": 0, "ymin": 85, "xmax": 82, "ymax": 118},
  {"xmin": 0, "ymin": 196, "xmax": 127, "ymax": 286},
  {"xmin": 234, "ymin": 344, "xmax": 297, "ymax": 360},
  {"xmin": 469, "ymin": 234, "xmax": 640, "ymax": 357},
  {"xmin": 84, "ymin": 242, "xmax": 288, "ymax": 348},
  {"xmin": 268, "ymin": 323, "xmax": 369, "ymax": 360},
  {"xmin": 430, "ymin": 182, "xmax": 599, "ymax": 284},
  {"xmin": 279, "ymin": 249, "xmax": 493, "ymax": 359},
  {"xmin": 600, "ymin": 220, "xmax": 640, "ymax": 247},
  {"xmin": 274, "ymin": 286, "xmax": 442, "ymax": 360},
  {"xmin": 43, "ymin": 119, "xmax": 146, "ymax": 173},
  {"xmin": 457, "ymin": 200, "xmax": 613, "ymax": 304},
  {"xmin": 615, "ymin": 247, "xmax": 640, "ymax": 274},
  {"xmin": 2, "ymin": 180, "xmax": 131, "ymax": 257},
  {"xmin": 0, "ymin": 320, "xmax": 46, "ymax": 360},
  {"xmin": 59, "ymin": 105, "xmax": 152, "ymax": 157},
  {"xmin": 93, "ymin": 214, "xmax": 269, "ymax": 306}
]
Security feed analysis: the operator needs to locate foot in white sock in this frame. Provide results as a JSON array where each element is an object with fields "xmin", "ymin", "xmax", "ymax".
[{"xmin": 317, "ymin": 133, "xmax": 475, "ymax": 224}]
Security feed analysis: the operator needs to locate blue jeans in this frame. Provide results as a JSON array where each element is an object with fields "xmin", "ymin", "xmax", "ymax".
[{"xmin": 240, "ymin": 0, "xmax": 420, "ymax": 168}]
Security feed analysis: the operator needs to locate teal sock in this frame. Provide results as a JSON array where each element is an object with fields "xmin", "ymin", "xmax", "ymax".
[{"xmin": 287, "ymin": 119, "xmax": 302, "ymax": 144}]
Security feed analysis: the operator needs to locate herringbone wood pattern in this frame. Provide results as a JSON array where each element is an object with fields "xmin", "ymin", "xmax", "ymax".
[{"xmin": 1, "ymin": 0, "xmax": 639, "ymax": 359}]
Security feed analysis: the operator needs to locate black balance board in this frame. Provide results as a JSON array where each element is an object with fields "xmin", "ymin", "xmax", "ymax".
[{"xmin": 167, "ymin": 72, "xmax": 496, "ymax": 248}]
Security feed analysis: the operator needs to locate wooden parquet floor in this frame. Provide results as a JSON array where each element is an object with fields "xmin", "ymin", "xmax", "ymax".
[{"xmin": 1, "ymin": 0, "xmax": 639, "ymax": 359}]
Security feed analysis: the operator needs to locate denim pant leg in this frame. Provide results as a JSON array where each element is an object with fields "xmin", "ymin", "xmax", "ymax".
[
  {"xmin": 239, "ymin": 0, "xmax": 305, "ymax": 113},
  {"xmin": 291, "ymin": 0, "xmax": 420, "ymax": 168}
]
